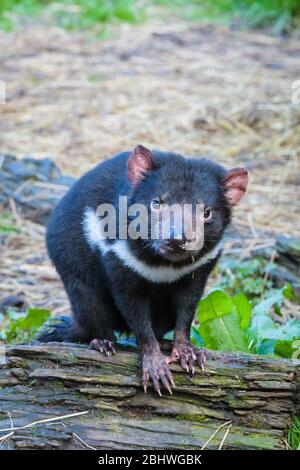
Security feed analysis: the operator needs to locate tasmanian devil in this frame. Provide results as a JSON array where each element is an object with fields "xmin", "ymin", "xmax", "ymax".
[{"xmin": 39, "ymin": 145, "xmax": 248, "ymax": 395}]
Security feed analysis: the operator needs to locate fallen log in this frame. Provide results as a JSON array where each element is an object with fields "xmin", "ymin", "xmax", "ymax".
[{"xmin": 0, "ymin": 342, "xmax": 299, "ymax": 450}]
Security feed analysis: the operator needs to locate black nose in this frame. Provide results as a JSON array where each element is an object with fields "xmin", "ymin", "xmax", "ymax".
[{"xmin": 165, "ymin": 237, "xmax": 186, "ymax": 251}]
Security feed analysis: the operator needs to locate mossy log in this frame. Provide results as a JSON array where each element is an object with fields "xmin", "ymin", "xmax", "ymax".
[{"xmin": 0, "ymin": 343, "xmax": 299, "ymax": 450}]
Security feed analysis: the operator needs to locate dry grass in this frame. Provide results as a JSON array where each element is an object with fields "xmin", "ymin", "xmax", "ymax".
[{"xmin": 0, "ymin": 19, "xmax": 299, "ymax": 313}]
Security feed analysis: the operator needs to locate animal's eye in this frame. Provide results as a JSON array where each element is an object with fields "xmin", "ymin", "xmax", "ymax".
[
  {"xmin": 204, "ymin": 207, "xmax": 212, "ymax": 221},
  {"xmin": 151, "ymin": 198, "xmax": 161, "ymax": 210}
]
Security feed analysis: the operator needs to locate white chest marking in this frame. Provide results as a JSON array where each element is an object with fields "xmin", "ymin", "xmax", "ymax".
[{"xmin": 82, "ymin": 208, "xmax": 222, "ymax": 284}]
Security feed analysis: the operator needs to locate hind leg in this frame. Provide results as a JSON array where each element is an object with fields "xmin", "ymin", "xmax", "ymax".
[{"xmin": 64, "ymin": 277, "xmax": 117, "ymax": 355}]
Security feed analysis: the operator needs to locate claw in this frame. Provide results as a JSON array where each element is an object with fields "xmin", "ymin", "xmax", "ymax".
[
  {"xmin": 180, "ymin": 355, "xmax": 188, "ymax": 371},
  {"xmin": 171, "ymin": 343, "xmax": 206, "ymax": 375},
  {"xmin": 89, "ymin": 338, "xmax": 116, "ymax": 356},
  {"xmin": 151, "ymin": 374, "xmax": 162, "ymax": 396},
  {"xmin": 142, "ymin": 372, "xmax": 149, "ymax": 394},
  {"xmin": 159, "ymin": 371, "xmax": 173, "ymax": 395},
  {"xmin": 197, "ymin": 350, "xmax": 206, "ymax": 372},
  {"xmin": 142, "ymin": 349, "xmax": 174, "ymax": 396},
  {"xmin": 165, "ymin": 368, "xmax": 175, "ymax": 389}
]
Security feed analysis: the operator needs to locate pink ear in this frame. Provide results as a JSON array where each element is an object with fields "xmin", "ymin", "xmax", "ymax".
[
  {"xmin": 223, "ymin": 167, "xmax": 248, "ymax": 206},
  {"xmin": 127, "ymin": 145, "xmax": 154, "ymax": 184}
]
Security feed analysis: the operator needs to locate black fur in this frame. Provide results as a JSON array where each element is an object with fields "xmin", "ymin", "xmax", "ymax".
[{"xmin": 39, "ymin": 150, "xmax": 231, "ymax": 350}]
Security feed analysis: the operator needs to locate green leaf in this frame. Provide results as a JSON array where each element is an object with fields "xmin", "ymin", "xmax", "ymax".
[
  {"xmin": 288, "ymin": 417, "xmax": 300, "ymax": 451},
  {"xmin": 275, "ymin": 340, "xmax": 300, "ymax": 359},
  {"xmin": 282, "ymin": 283, "xmax": 296, "ymax": 301},
  {"xmin": 0, "ymin": 213, "xmax": 19, "ymax": 233},
  {"xmin": 21, "ymin": 308, "xmax": 50, "ymax": 330},
  {"xmin": 197, "ymin": 290, "xmax": 250, "ymax": 353},
  {"xmin": 191, "ymin": 325, "xmax": 204, "ymax": 347},
  {"xmin": 248, "ymin": 310, "xmax": 300, "ymax": 355},
  {"xmin": 233, "ymin": 293, "xmax": 251, "ymax": 329},
  {"xmin": 2, "ymin": 307, "xmax": 51, "ymax": 343},
  {"xmin": 199, "ymin": 309, "xmax": 250, "ymax": 352},
  {"xmin": 197, "ymin": 289, "xmax": 234, "ymax": 324},
  {"xmin": 265, "ymin": 319, "xmax": 300, "ymax": 341},
  {"xmin": 253, "ymin": 284, "xmax": 295, "ymax": 316},
  {"xmin": 257, "ymin": 339, "xmax": 277, "ymax": 355}
]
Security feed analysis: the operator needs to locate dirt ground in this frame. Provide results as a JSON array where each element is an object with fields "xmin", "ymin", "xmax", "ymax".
[{"xmin": 0, "ymin": 19, "xmax": 300, "ymax": 313}]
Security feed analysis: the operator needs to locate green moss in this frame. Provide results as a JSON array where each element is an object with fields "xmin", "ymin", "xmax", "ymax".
[
  {"xmin": 176, "ymin": 414, "xmax": 208, "ymax": 423},
  {"xmin": 48, "ymin": 380, "xmax": 68, "ymax": 390},
  {"xmin": 173, "ymin": 375, "xmax": 187, "ymax": 386},
  {"xmin": 60, "ymin": 353, "xmax": 78, "ymax": 365},
  {"xmin": 95, "ymin": 400, "xmax": 120, "ymax": 412}
]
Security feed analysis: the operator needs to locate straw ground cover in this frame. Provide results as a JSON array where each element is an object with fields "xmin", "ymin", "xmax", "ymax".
[
  {"xmin": 1, "ymin": 19, "xmax": 300, "ymax": 314},
  {"xmin": 1, "ymin": 13, "xmax": 300, "ymax": 449}
]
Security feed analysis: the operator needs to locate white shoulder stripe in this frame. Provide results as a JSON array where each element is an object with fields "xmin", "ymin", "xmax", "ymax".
[{"xmin": 82, "ymin": 208, "xmax": 222, "ymax": 284}]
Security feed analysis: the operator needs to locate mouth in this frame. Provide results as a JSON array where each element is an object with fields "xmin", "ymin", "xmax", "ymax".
[{"xmin": 158, "ymin": 245, "xmax": 197, "ymax": 263}]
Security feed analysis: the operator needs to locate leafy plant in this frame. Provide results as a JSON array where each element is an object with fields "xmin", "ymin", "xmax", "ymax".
[
  {"xmin": 216, "ymin": 257, "xmax": 278, "ymax": 304},
  {"xmin": 0, "ymin": 0, "xmax": 43, "ymax": 30},
  {"xmin": 0, "ymin": 213, "xmax": 19, "ymax": 233},
  {"xmin": 49, "ymin": 0, "xmax": 142, "ymax": 31},
  {"xmin": 246, "ymin": 283, "xmax": 299, "ymax": 354},
  {"xmin": 193, "ymin": 285, "xmax": 300, "ymax": 358},
  {"xmin": 154, "ymin": 0, "xmax": 300, "ymax": 32},
  {"xmin": 195, "ymin": 290, "xmax": 251, "ymax": 353},
  {"xmin": 1, "ymin": 0, "xmax": 300, "ymax": 32},
  {"xmin": 0, "ymin": 307, "xmax": 51, "ymax": 343},
  {"xmin": 288, "ymin": 417, "xmax": 300, "ymax": 450},
  {"xmin": 0, "ymin": 0, "xmax": 142, "ymax": 31}
]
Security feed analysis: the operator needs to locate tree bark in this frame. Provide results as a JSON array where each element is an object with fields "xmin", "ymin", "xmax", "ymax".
[{"xmin": 0, "ymin": 342, "xmax": 299, "ymax": 450}]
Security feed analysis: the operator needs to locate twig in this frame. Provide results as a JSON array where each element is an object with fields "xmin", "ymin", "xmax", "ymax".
[
  {"xmin": 0, "ymin": 412, "xmax": 15, "ymax": 446},
  {"xmin": 73, "ymin": 432, "xmax": 97, "ymax": 450},
  {"xmin": 261, "ymin": 249, "xmax": 277, "ymax": 298},
  {"xmin": 283, "ymin": 439, "xmax": 292, "ymax": 450},
  {"xmin": 0, "ymin": 410, "xmax": 89, "ymax": 433},
  {"xmin": 218, "ymin": 423, "xmax": 232, "ymax": 450},
  {"xmin": 9, "ymin": 197, "xmax": 22, "ymax": 226},
  {"xmin": 201, "ymin": 421, "xmax": 232, "ymax": 450},
  {"xmin": 0, "ymin": 431, "xmax": 14, "ymax": 444},
  {"xmin": 6, "ymin": 411, "xmax": 14, "ymax": 429}
]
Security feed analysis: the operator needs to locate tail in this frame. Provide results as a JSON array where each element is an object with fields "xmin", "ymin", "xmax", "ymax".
[{"xmin": 37, "ymin": 316, "xmax": 86, "ymax": 343}]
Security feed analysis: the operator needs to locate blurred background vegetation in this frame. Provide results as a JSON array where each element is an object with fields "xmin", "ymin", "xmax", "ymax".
[
  {"xmin": 1, "ymin": 0, "xmax": 300, "ymax": 449},
  {"xmin": 0, "ymin": 0, "xmax": 300, "ymax": 33}
]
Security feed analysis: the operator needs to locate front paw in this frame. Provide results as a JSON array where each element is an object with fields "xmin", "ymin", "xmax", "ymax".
[
  {"xmin": 142, "ymin": 346, "xmax": 175, "ymax": 396},
  {"xmin": 170, "ymin": 342, "xmax": 206, "ymax": 374},
  {"xmin": 90, "ymin": 338, "xmax": 116, "ymax": 356}
]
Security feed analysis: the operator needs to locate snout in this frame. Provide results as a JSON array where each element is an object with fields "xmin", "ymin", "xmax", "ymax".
[
  {"xmin": 166, "ymin": 236, "xmax": 188, "ymax": 252},
  {"xmin": 159, "ymin": 235, "xmax": 199, "ymax": 262},
  {"xmin": 153, "ymin": 209, "xmax": 204, "ymax": 261}
]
